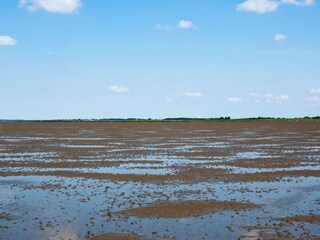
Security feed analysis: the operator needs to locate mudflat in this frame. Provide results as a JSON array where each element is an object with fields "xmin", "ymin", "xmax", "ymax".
[{"xmin": 0, "ymin": 121, "xmax": 319, "ymax": 239}]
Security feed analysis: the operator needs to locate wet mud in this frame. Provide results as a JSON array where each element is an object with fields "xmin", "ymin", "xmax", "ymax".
[
  {"xmin": 115, "ymin": 200, "xmax": 260, "ymax": 218},
  {"xmin": 92, "ymin": 232, "xmax": 149, "ymax": 240},
  {"xmin": 0, "ymin": 121, "xmax": 320, "ymax": 239}
]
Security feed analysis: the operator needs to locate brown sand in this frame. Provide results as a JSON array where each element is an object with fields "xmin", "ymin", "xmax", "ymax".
[
  {"xmin": 115, "ymin": 200, "xmax": 260, "ymax": 218},
  {"xmin": 277, "ymin": 215, "xmax": 320, "ymax": 223},
  {"xmin": 0, "ymin": 167, "xmax": 229, "ymax": 182},
  {"xmin": 92, "ymin": 232, "xmax": 149, "ymax": 240},
  {"xmin": 0, "ymin": 213, "xmax": 13, "ymax": 221},
  {"xmin": 1, "ymin": 168, "xmax": 320, "ymax": 183},
  {"xmin": 228, "ymin": 170, "xmax": 320, "ymax": 182},
  {"xmin": 223, "ymin": 157, "xmax": 313, "ymax": 169}
]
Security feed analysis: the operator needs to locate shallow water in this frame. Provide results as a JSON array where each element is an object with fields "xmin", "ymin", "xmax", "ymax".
[
  {"xmin": 1, "ymin": 176, "xmax": 319, "ymax": 239},
  {"xmin": 1, "ymin": 121, "xmax": 320, "ymax": 239}
]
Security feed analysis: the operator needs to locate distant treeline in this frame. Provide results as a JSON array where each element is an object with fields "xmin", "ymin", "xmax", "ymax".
[{"xmin": 1, "ymin": 116, "xmax": 320, "ymax": 122}]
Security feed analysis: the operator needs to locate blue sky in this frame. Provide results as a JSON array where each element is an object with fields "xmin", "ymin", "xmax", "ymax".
[{"xmin": 0, "ymin": 0, "xmax": 319, "ymax": 119}]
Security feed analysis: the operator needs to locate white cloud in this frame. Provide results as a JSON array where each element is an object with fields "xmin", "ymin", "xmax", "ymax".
[
  {"xmin": 0, "ymin": 36, "xmax": 17, "ymax": 46},
  {"xmin": 19, "ymin": 0, "xmax": 81, "ymax": 13},
  {"xmin": 108, "ymin": 85, "xmax": 129, "ymax": 93},
  {"xmin": 178, "ymin": 20, "xmax": 194, "ymax": 29},
  {"xmin": 263, "ymin": 93, "xmax": 290, "ymax": 103},
  {"xmin": 237, "ymin": 0, "xmax": 315, "ymax": 13},
  {"xmin": 236, "ymin": 0, "xmax": 279, "ymax": 13},
  {"xmin": 274, "ymin": 34, "xmax": 287, "ymax": 42},
  {"xmin": 281, "ymin": 0, "xmax": 315, "ymax": 6},
  {"xmin": 276, "ymin": 95, "xmax": 289, "ymax": 100},
  {"xmin": 249, "ymin": 92, "xmax": 260, "ymax": 97},
  {"xmin": 156, "ymin": 20, "xmax": 196, "ymax": 30},
  {"xmin": 310, "ymin": 88, "xmax": 320, "ymax": 94},
  {"xmin": 264, "ymin": 93, "xmax": 274, "ymax": 99},
  {"xmin": 185, "ymin": 92, "xmax": 203, "ymax": 97},
  {"xmin": 235, "ymin": 92, "xmax": 289, "ymax": 103},
  {"xmin": 228, "ymin": 97, "xmax": 243, "ymax": 103}
]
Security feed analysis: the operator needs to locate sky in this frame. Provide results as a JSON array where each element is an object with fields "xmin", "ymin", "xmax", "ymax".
[{"xmin": 0, "ymin": 0, "xmax": 320, "ymax": 119}]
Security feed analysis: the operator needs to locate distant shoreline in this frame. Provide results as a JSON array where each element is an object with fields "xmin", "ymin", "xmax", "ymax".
[{"xmin": 1, "ymin": 116, "xmax": 320, "ymax": 122}]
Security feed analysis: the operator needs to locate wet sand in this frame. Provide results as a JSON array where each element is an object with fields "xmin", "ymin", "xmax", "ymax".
[
  {"xmin": 277, "ymin": 214, "xmax": 320, "ymax": 223},
  {"xmin": 0, "ymin": 213, "xmax": 13, "ymax": 221},
  {"xmin": 0, "ymin": 121, "xmax": 320, "ymax": 239},
  {"xmin": 115, "ymin": 200, "xmax": 260, "ymax": 218},
  {"xmin": 92, "ymin": 232, "xmax": 149, "ymax": 240}
]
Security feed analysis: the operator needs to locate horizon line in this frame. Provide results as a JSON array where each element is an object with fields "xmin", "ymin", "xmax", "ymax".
[{"xmin": 1, "ymin": 116, "xmax": 320, "ymax": 122}]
